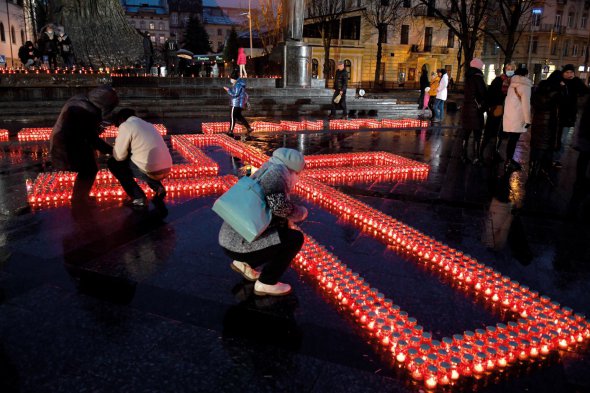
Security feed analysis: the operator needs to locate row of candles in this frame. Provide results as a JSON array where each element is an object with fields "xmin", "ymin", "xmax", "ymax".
[
  {"xmin": 0, "ymin": 66, "xmax": 111, "ymax": 75},
  {"xmin": 23, "ymin": 133, "xmax": 590, "ymax": 389},
  {"xmin": 0, "ymin": 130, "xmax": 8, "ymax": 142},
  {"xmin": 170, "ymin": 135, "xmax": 219, "ymax": 174},
  {"xmin": 330, "ymin": 118, "xmax": 430, "ymax": 130},
  {"xmin": 288, "ymin": 175, "xmax": 589, "ymax": 389},
  {"xmin": 16, "ymin": 124, "xmax": 167, "ymax": 142},
  {"xmin": 304, "ymin": 152, "xmax": 430, "ymax": 170}
]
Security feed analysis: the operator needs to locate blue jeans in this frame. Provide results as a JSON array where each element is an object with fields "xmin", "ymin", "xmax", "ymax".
[{"xmin": 434, "ymin": 99, "xmax": 445, "ymax": 121}]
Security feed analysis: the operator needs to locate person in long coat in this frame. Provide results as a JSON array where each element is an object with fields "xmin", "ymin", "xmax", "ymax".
[
  {"xmin": 50, "ymin": 86, "xmax": 119, "ymax": 208},
  {"xmin": 418, "ymin": 64, "xmax": 429, "ymax": 109},
  {"xmin": 479, "ymin": 62, "xmax": 516, "ymax": 161},
  {"xmin": 530, "ymin": 70, "xmax": 563, "ymax": 177},
  {"xmin": 502, "ymin": 68, "xmax": 532, "ymax": 172},
  {"xmin": 219, "ymin": 148, "xmax": 308, "ymax": 296},
  {"xmin": 460, "ymin": 58, "xmax": 487, "ymax": 163}
]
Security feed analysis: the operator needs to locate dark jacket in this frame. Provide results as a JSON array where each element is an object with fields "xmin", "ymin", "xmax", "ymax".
[
  {"xmin": 575, "ymin": 96, "xmax": 590, "ymax": 152},
  {"xmin": 461, "ymin": 67, "xmax": 487, "ymax": 129},
  {"xmin": 37, "ymin": 32, "xmax": 58, "ymax": 56},
  {"xmin": 531, "ymin": 80, "xmax": 562, "ymax": 151},
  {"xmin": 486, "ymin": 74, "xmax": 510, "ymax": 114},
  {"xmin": 50, "ymin": 88, "xmax": 118, "ymax": 172},
  {"xmin": 18, "ymin": 42, "xmax": 37, "ymax": 63},
  {"xmin": 143, "ymin": 35, "xmax": 154, "ymax": 56},
  {"xmin": 226, "ymin": 78, "xmax": 249, "ymax": 108},
  {"xmin": 57, "ymin": 35, "xmax": 73, "ymax": 56},
  {"xmin": 334, "ymin": 68, "xmax": 348, "ymax": 92},
  {"xmin": 559, "ymin": 77, "xmax": 589, "ymax": 127},
  {"xmin": 419, "ymin": 71, "xmax": 430, "ymax": 92}
]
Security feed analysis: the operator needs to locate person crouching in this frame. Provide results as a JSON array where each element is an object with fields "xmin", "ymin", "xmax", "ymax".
[{"xmin": 108, "ymin": 109, "xmax": 172, "ymax": 213}]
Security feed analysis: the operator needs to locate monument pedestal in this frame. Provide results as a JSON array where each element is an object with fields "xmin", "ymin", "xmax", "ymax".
[{"xmin": 273, "ymin": 41, "xmax": 312, "ymax": 88}]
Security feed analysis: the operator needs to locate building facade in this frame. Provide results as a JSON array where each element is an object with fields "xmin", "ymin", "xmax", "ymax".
[
  {"xmin": 0, "ymin": 0, "xmax": 27, "ymax": 67},
  {"xmin": 203, "ymin": 0, "xmax": 250, "ymax": 53},
  {"xmin": 120, "ymin": 0, "xmax": 170, "ymax": 48},
  {"xmin": 481, "ymin": 0, "xmax": 590, "ymax": 84},
  {"xmin": 303, "ymin": 1, "xmax": 459, "ymax": 88},
  {"xmin": 168, "ymin": 0, "xmax": 202, "ymax": 43}
]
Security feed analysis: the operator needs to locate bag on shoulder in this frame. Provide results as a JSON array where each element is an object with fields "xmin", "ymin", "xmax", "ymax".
[
  {"xmin": 333, "ymin": 93, "xmax": 342, "ymax": 104},
  {"xmin": 492, "ymin": 105, "xmax": 504, "ymax": 117},
  {"xmin": 212, "ymin": 171, "xmax": 271, "ymax": 243}
]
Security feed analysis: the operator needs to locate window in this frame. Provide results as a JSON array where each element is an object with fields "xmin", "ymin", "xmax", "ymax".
[
  {"xmin": 532, "ymin": 10, "xmax": 542, "ymax": 27},
  {"xmin": 159, "ymin": 22, "xmax": 164, "ymax": 30},
  {"xmin": 0, "ymin": 23, "xmax": 4, "ymax": 43},
  {"xmin": 492, "ymin": 44, "xmax": 499, "ymax": 55},
  {"xmin": 582, "ymin": 14, "xmax": 588, "ymax": 28},
  {"xmin": 400, "ymin": 25, "xmax": 409, "ymax": 45},
  {"xmin": 20, "ymin": 29, "xmax": 24, "ymax": 45},
  {"xmin": 573, "ymin": 44, "xmax": 578, "ymax": 56},
  {"xmin": 11, "ymin": 26, "xmax": 15, "ymax": 44},
  {"xmin": 532, "ymin": 37, "xmax": 538, "ymax": 54},
  {"xmin": 424, "ymin": 27, "xmax": 433, "ymax": 52},
  {"xmin": 218, "ymin": 28, "xmax": 222, "ymax": 36},
  {"xmin": 568, "ymin": 12, "xmax": 574, "ymax": 28},
  {"xmin": 150, "ymin": 35, "xmax": 156, "ymax": 43},
  {"xmin": 171, "ymin": 13, "xmax": 178, "ymax": 25},
  {"xmin": 447, "ymin": 29, "xmax": 454, "ymax": 48},
  {"xmin": 341, "ymin": 16, "xmax": 361, "ymax": 40},
  {"xmin": 184, "ymin": 16, "xmax": 190, "ymax": 27},
  {"xmin": 149, "ymin": 22, "xmax": 155, "ymax": 30},
  {"xmin": 555, "ymin": 13, "xmax": 562, "ymax": 27},
  {"xmin": 344, "ymin": 59, "xmax": 352, "ymax": 80},
  {"xmin": 563, "ymin": 40, "xmax": 569, "ymax": 56},
  {"xmin": 159, "ymin": 36, "xmax": 165, "ymax": 44},
  {"xmin": 140, "ymin": 20, "xmax": 146, "ymax": 29},
  {"xmin": 312, "ymin": 58, "xmax": 318, "ymax": 78}
]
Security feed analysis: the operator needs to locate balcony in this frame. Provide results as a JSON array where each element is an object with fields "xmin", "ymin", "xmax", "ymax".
[{"xmin": 531, "ymin": 24, "xmax": 567, "ymax": 34}]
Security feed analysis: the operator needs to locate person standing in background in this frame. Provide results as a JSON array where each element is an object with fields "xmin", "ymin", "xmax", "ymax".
[
  {"xmin": 224, "ymin": 70, "xmax": 253, "ymax": 136},
  {"xmin": 433, "ymin": 69, "xmax": 448, "ymax": 123},
  {"xmin": 143, "ymin": 31, "xmax": 154, "ymax": 75},
  {"xmin": 57, "ymin": 29, "xmax": 74, "ymax": 68},
  {"xmin": 502, "ymin": 68, "xmax": 532, "ymax": 172},
  {"xmin": 418, "ymin": 64, "xmax": 429, "ymax": 110},
  {"xmin": 460, "ymin": 58, "xmax": 487, "ymax": 164},
  {"xmin": 329, "ymin": 60, "xmax": 348, "ymax": 120},
  {"xmin": 237, "ymin": 47, "xmax": 247, "ymax": 78}
]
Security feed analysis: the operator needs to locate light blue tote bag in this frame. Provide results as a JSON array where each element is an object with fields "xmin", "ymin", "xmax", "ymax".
[{"xmin": 212, "ymin": 171, "xmax": 271, "ymax": 243}]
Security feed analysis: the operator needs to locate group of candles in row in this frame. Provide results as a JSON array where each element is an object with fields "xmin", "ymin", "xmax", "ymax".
[
  {"xmin": 186, "ymin": 134, "xmax": 268, "ymax": 167},
  {"xmin": 304, "ymin": 152, "xmax": 430, "ymax": 171},
  {"xmin": 170, "ymin": 135, "xmax": 219, "ymax": 174},
  {"xmin": 286, "ymin": 177, "xmax": 589, "ymax": 389},
  {"xmin": 17, "ymin": 124, "xmax": 167, "ymax": 142},
  {"xmin": 304, "ymin": 165, "xmax": 429, "ymax": 184},
  {"xmin": 0, "ymin": 130, "xmax": 8, "ymax": 142},
  {"xmin": 0, "ymin": 67, "xmax": 110, "ymax": 75},
  {"xmin": 329, "ymin": 118, "xmax": 430, "ymax": 130}
]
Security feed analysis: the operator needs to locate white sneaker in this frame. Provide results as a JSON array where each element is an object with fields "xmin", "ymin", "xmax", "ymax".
[
  {"xmin": 253, "ymin": 280, "xmax": 292, "ymax": 296},
  {"xmin": 231, "ymin": 261, "xmax": 260, "ymax": 282}
]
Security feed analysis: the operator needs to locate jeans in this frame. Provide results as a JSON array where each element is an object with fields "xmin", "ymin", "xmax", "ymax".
[
  {"xmin": 222, "ymin": 227, "xmax": 304, "ymax": 285},
  {"xmin": 434, "ymin": 99, "xmax": 445, "ymax": 121},
  {"xmin": 107, "ymin": 157, "xmax": 164, "ymax": 200}
]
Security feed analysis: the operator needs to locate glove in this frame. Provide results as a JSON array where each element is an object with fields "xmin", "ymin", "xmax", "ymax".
[
  {"xmin": 288, "ymin": 205, "xmax": 308, "ymax": 223},
  {"xmin": 524, "ymin": 123, "xmax": 531, "ymax": 129}
]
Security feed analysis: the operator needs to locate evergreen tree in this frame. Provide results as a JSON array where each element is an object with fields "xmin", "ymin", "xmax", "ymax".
[
  {"xmin": 223, "ymin": 27, "xmax": 239, "ymax": 63},
  {"xmin": 183, "ymin": 16, "xmax": 212, "ymax": 54}
]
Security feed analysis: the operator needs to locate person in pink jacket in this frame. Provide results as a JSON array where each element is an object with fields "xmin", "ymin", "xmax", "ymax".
[
  {"xmin": 502, "ymin": 67, "xmax": 532, "ymax": 172},
  {"xmin": 237, "ymin": 47, "xmax": 247, "ymax": 78}
]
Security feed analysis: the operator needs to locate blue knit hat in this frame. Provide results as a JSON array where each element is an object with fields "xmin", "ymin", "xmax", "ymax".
[{"xmin": 272, "ymin": 148, "xmax": 305, "ymax": 173}]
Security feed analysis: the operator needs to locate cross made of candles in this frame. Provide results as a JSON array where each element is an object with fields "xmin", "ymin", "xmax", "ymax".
[{"xmin": 16, "ymin": 133, "xmax": 590, "ymax": 390}]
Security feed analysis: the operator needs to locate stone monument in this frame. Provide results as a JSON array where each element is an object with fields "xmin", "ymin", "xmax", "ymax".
[{"xmin": 278, "ymin": 0, "xmax": 312, "ymax": 88}]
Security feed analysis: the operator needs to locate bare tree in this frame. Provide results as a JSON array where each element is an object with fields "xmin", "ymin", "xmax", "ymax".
[
  {"xmin": 362, "ymin": 0, "xmax": 410, "ymax": 87},
  {"xmin": 415, "ymin": 0, "xmax": 491, "ymax": 81},
  {"xmin": 483, "ymin": 0, "xmax": 535, "ymax": 65},
  {"xmin": 252, "ymin": 0, "xmax": 283, "ymax": 54},
  {"xmin": 307, "ymin": 0, "xmax": 344, "ymax": 87},
  {"xmin": 49, "ymin": 0, "xmax": 143, "ymax": 67}
]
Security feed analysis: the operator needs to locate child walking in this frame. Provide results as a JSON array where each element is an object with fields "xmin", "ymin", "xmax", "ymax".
[{"xmin": 224, "ymin": 70, "xmax": 253, "ymax": 136}]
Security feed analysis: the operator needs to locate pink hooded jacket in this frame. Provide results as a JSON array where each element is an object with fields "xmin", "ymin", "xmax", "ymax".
[{"xmin": 237, "ymin": 48, "xmax": 247, "ymax": 65}]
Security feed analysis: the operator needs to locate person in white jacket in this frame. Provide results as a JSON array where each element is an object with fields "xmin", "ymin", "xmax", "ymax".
[
  {"xmin": 502, "ymin": 67, "xmax": 532, "ymax": 172},
  {"xmin": 433, "ymin": 69, "xmax": 448, "ymax": 123},
  {"xmin": 108, "ymin": 109, "xmax": 172, "ymax": 212}
]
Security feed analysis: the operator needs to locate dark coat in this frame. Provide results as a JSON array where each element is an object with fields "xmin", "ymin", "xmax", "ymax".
[
  {"xmin": 50, "ymin": 88, "xmax": 117, "ymax": 173},
  {"xmin": 575, "ymin": 96, "xmax": 590, "ymax": 152},
  {"xmin": 419, "ymin": 71, "xmax": 429, "ymax": 92},
  {"xmin": 486, "ymin": 74, "xmax": 510, "ymax": 109},
  {"xmin": 37, "ymin": 32, "xmax": 58, "ymax": 56},
  {"xmin": 57, "ymin": 35, "xmax": 73, "ymax": 56},
  {"xmin": 559, "ymin": 77, "xmax": 589, "ymax": 127},
  {"xmin": 461, "ymin": 67, "xmax": 487, "ymax": 129},
  {"xmin": 531, "ymin": 80, "xmax": 562, "ymax": 151},
  {"xmin": 334, "ymin": 68, "xmax": 348, "ymax": 93},
  {"xmin": 18, "ymin": 43, "xmax": 37, "ymax": 63}
]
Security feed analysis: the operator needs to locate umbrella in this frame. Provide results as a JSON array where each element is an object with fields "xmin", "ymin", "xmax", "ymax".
[{"xmin": 176, "ymin": 49, "xmax": 194, "ymax": 60}]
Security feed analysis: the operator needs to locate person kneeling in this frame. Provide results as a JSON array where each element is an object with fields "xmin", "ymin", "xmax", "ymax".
[
  {"xmin": 219, "ymin": 148, "xmax": 307, "ymax": 296},
  {"xmin": 108, "ymin": 109, "xmax": 172, "ymax": 212}
]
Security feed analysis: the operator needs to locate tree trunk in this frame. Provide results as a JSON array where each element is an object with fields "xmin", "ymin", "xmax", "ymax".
[
  {"xmin": 503, "ymin": 33, "xmax": 516, "ymax": 65},
  {"xmin": 53, "ymin": 0, "xmax": 143, "ymax": 67},
  {"xmin": 374, "ymin": 26, "xmax": 384, "ymax": 87}
]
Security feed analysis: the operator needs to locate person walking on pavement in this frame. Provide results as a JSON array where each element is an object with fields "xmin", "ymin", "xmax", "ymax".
[
  {"xmin": 479, "ymin": 62, "xmax": 516, "ymax": 162},
  {"xmin": 529, "ymin": 70, "xmax": 563, "ymax": 177},
  {"xmin": 460, "ymin": 58, "xmax": 487, "ymax": 164},
  {"xmin": 433, "ymin": 69, "xmax": 448, "ymax": 123},
  {"xmin": 428, "ymin": 71, "xmax": 440, "ymax": 118},
  {"xmin": 219, "ymin": 148, "xmax": 307, "ymax": 296},
  {"xmin": 237, "ymin": 47, "xmax": 247, "ymax": 78},
  {"xmin": 143, "ymin": 31, "xmax": 154, "ymax": 75},
  {"xmin": 418, "ymin": 64, "xmax": 429, "ymax": 109},
  {"xmin": 108, "ymin": 109, "xmax": 172, "ymax": 214},
  {"xmin": 502, "ymin": 67, "xmax": 532, "ymax": 172},
  {"xmin": 330, "ymin": 60, "xmax": 348, "ymax": 119},
  {"xmin": 554, "ymin": 64, "xmax": 590, "ymax": 168},
  {"xmin": 50, "ymin": 86, "xmax": 119, "ymax": 209},
  {"xmin": 224, "ymin": 70, "xmax": 253, "ymax": 136}
]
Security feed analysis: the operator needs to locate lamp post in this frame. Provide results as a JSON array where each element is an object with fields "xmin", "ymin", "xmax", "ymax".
[
  {"xmin": 248, "ymin": 0, "xmax": 253, "ymax": 58},
  {"xmin": 528, "ymin": 9, "xmax": 542, "ymax": 76}
]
